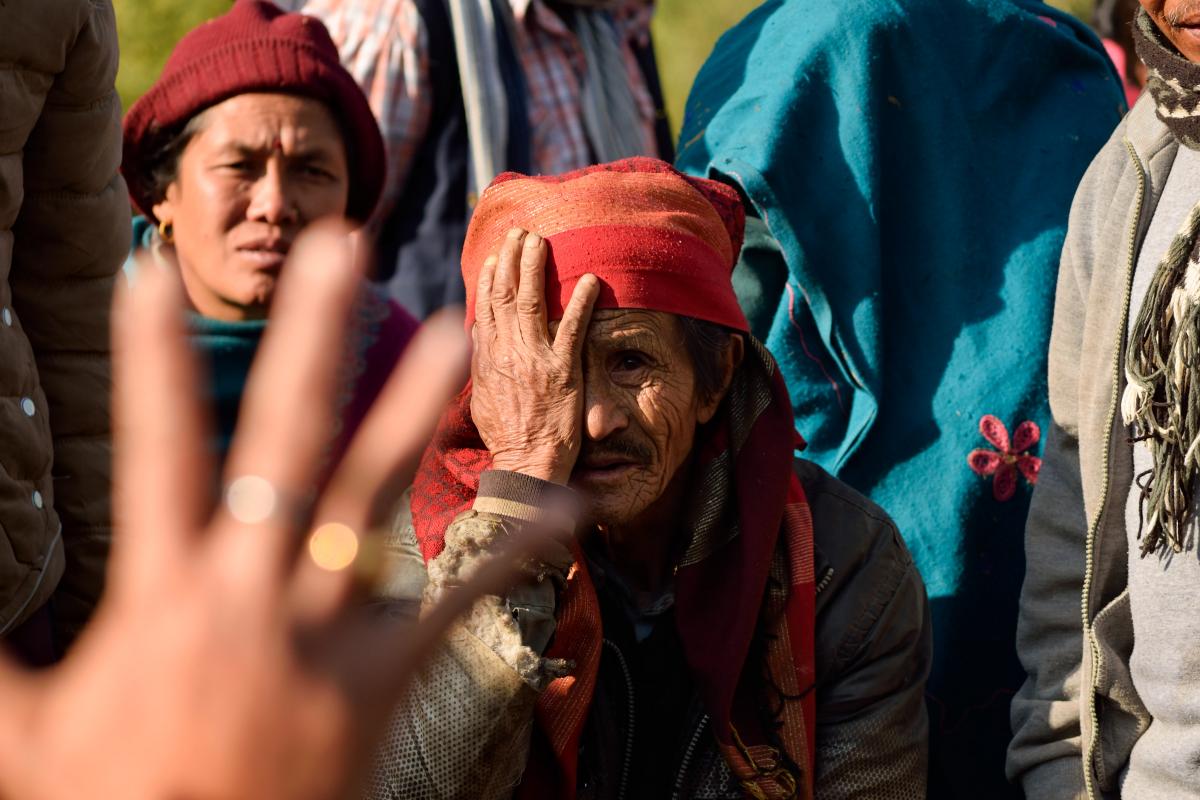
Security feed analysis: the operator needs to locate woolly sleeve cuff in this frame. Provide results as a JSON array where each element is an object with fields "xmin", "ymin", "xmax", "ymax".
[
  {"xmin": 472, "ymin": 470, "xmax": 581, "ymax": 536},
  {"xmin": 423, "ymin": 471, "xmax": 577, "ymax": 690}
]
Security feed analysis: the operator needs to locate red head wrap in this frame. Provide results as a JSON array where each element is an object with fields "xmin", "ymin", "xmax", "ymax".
[{"xmin": 461, "ymin": 157, "xmax": 749, "ymax": 332}]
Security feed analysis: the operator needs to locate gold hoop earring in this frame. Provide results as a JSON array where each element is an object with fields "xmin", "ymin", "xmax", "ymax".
[{"xmin": 157, "ymin": 219, "xmax": 174, "ymax": 244}]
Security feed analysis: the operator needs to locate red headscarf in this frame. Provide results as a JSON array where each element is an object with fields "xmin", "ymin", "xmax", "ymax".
[
  {"xmin": 459, "ymin": 157, "xmax": 749, "ymax": 333},
  {"xmin": 412, "ymin": 158, "xmax": 816, "ymax": 799}
]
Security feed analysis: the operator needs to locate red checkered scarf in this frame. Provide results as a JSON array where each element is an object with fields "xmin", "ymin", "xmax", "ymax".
[{"xmin": 411, "ymin": 340, "xmax": 817, "ymax": 799}]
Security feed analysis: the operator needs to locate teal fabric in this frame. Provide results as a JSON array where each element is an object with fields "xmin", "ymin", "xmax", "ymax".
[
  {"xmin": 676, "ymin": 1, "xmax": 1125, "ymax": 795},
  {"xmin": 184, "ymin": 314, "xmax": 266, "ymax": 460},
  {"xmin": 126, "ymin": 217, "xmax": 417, "ymax": 471},
  {"xmin": 127, "ymin": 216, "xmax": 266, "ymax": 461}
]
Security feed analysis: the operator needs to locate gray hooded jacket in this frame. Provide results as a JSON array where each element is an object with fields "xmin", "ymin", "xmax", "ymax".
[{"xmin": 1008, "ymin": 94, "xmax": 1179, "ymax": 799}]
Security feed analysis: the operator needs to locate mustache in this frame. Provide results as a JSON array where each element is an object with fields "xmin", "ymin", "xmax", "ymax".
[
  {"xmin": 577, "ymin": 436, "xmax": 654, "ymax": 464},
  {"xmin": 1166, "ymin": 1, "xmax": 1200, "ymax": 26}
]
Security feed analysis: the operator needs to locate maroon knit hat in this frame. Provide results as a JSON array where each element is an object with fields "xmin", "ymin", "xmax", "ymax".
[{"xmin": 122, "ymin": 0, "xmax": 385, "ymax": 223}]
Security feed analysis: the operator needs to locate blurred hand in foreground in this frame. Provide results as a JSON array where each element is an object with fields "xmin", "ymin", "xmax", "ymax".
[{"xmin": 0, "ymin": 224, "xmax": 517, "ymax": 800}]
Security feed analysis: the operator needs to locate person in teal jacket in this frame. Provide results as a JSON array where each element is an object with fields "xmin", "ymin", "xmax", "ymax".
[{"xmin": 676, "ymin": 1, "xmax": 1125, "ymax": 795}]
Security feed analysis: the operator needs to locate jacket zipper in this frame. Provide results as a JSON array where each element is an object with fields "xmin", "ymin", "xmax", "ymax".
[
  {"xmin": 670, "ymin": 713, "xmax": 709, "ymax": 799},
  {"xmin": 1080, "ymin": 138, "xmax": 1145, "ymax": 800},
  {"xmin": 603, "ymin": 638, "xmax": 635, "ymax": 800}
]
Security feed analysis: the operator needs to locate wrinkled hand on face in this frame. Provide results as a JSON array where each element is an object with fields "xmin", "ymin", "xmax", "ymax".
[
  {"xmin": 470, "ymin": 228, "xmax": 600, "ymax": 484},
  {"xmin": 469, "ymin": 230, "xmax": 737, "ymax": 530}
]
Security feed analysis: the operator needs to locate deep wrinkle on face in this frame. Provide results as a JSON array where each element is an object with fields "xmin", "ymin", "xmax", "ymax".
[
  {"xmin": 566, "ymin": 309, "xmax": 723, "ymax": 530},
  {"xmin": 152, "ymin": 92, "xmax": 351, "ymax": 321},
  {"xmin": 1142, "ymin": 0, "xmax": 1200, "ymax": 62}
]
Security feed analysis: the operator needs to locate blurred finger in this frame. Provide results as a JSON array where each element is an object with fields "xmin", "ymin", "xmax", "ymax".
[
  {"xmin": 221, "ymin": 221, "xmax": 364, "ymax": 569},
  {"xmin": 551, "ymin": 274, "xmax": 600, "ymax": 362},
  {"xmin": 290, "ymin": 310, "xmax": 469, "ymax": 618},
  {"xmin": 111, "ymin": 257, "xmax": 211, "ymax": 586},
  {"xmin": 515, "ymin": 233, "xmax": 548, "ymax": 345},
  {"xmin": 0, "ymin": 652, "xmax": 35, "ymax": 783}
]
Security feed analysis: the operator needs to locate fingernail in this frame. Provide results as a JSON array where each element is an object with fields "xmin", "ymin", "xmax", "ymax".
[
  {"xmin": 484, "ymin": 255, "xmax": 498, "ymax": 266},
  {"xmin": 508, "ymin": 227, "xmax": 524, "ymax": 240},
  {"xmin": 526, "ymin": 233, "xmax": 541, "ymax": 248}
]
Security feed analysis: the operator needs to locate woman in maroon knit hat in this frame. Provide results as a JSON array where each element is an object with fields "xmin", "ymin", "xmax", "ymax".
[{"xmin": 121, "ymin": 0, "xmax": 416, "ymax": 464}]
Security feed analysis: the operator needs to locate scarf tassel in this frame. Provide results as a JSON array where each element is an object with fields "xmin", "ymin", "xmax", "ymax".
[{"xmin": 1125, "ymin": 190, "xmax": 1200, "ymax": 555}]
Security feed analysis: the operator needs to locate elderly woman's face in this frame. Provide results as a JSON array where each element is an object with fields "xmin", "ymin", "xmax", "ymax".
[
  {"xmin": 152, "ymin": 93, "xmax": 350, "ymax": 321},
  {"xmin": 566, "ymin": 309, "xmax": 729, "ymax": 528}
]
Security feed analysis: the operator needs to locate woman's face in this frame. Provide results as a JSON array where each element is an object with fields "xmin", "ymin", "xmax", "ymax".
[{"xmin": 153, "ymin": 93, "xmax": 350, "ymax": 321}]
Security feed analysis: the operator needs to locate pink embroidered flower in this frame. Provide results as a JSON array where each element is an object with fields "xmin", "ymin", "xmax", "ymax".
[{"xmin": 967, "ymin": 415, "xmax": 1042, "ymax": 502}]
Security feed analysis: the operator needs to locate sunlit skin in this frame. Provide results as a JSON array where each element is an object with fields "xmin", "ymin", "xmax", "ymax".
[
  {"xmin": 1141, "ymin": 0, "xmax": 1200, "ymax": 62},
  {"xmin": 558, "ymin": 311, "xmax": 716, "ymax": 519},
  {"xmin": 554, "ymin": 310, "xmax": 741, "ymax": 590},
  {"xmin": 471, "ymin": 229, "xmax": 742, "ymax": 593},
  {"xmin": 152, "ymin": 93, "xmax": 351, "ymax": 321}
]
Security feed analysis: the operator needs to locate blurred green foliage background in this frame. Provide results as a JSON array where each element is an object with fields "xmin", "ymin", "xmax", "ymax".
[
  {"xmin": 115, "ymin": 0, "xmax": 231, "ymax": 107},
  {"xmin": 1050, "ymin": 0, "xmax": 1096, "ymax": 21},
  {"xmin": 114, "ymin": 0, "xmax": 1097, "ymax": 139}
]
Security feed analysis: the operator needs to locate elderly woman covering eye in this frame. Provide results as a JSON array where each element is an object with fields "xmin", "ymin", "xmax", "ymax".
[{"xmin": 120, "ymin": 0, "xmax": 417, "ymax": 463}]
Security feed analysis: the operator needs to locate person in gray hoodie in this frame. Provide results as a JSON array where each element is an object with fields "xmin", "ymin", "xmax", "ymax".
[{"xmin": 1009, "ymin": 2, "xmax": 1200, "ymax": 797}]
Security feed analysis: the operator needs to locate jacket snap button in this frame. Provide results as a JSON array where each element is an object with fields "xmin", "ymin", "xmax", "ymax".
[
  {"xmin": 21, "ymin": 398, "xmax": 34, "ymax": 417},
  {"xmin": 32, "ymin": 491, "xmax": 43, "ymax": 509}
]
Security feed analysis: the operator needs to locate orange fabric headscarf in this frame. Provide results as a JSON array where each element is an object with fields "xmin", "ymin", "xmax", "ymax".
[{"xmin": 459, "ymin": 157, "xmax": 749, "ymax": 333}]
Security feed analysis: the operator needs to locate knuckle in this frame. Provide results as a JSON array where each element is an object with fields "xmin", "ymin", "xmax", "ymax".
[
  {"xmin": 516, "ymin": 297, "xmax": 541, "ymax": 315},
  {"xmin": 492, "ymin": 287, "xmax": 517, "ymax": 307}
]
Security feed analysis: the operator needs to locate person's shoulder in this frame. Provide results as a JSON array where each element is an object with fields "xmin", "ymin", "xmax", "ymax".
[
  {"xmin": 1125, "ymin": 90, "xmax": 1177, "ymax": 161},
  {"xmin": 361, "ymin": 282, "xmax": 417, "ymax": 325},
  {"xmin": 793, "ymin": 458, "xmax": 904, "ymax": 571},
  {"xmin": 793, "ymin": 459, "xmax": 926, "ymax": 669},
  {"xmin": 354, "ymin": 283, "xmax": 420, "ymax": 363},
  {"xmin": 1061, "ymin": 94, "xmax": 1172, "ymax": 285},
  {"xmin": 288, "ymin": 0, "xmax": 428, "ymax": 45},
  {"xmin": 1077, "ymin": 91, "xmax": 1176, "ymax": 197}
]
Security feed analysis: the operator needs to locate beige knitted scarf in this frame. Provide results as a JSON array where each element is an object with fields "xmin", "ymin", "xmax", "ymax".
[{"xmin": 1123, "ymin": 11, "xmax": 1200, "ymax": 555}]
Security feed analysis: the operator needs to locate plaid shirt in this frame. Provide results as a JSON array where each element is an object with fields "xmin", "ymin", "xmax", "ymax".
[{"xmin": 277, "ymin": 0, "xmax": 658, "ymax": 224}]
